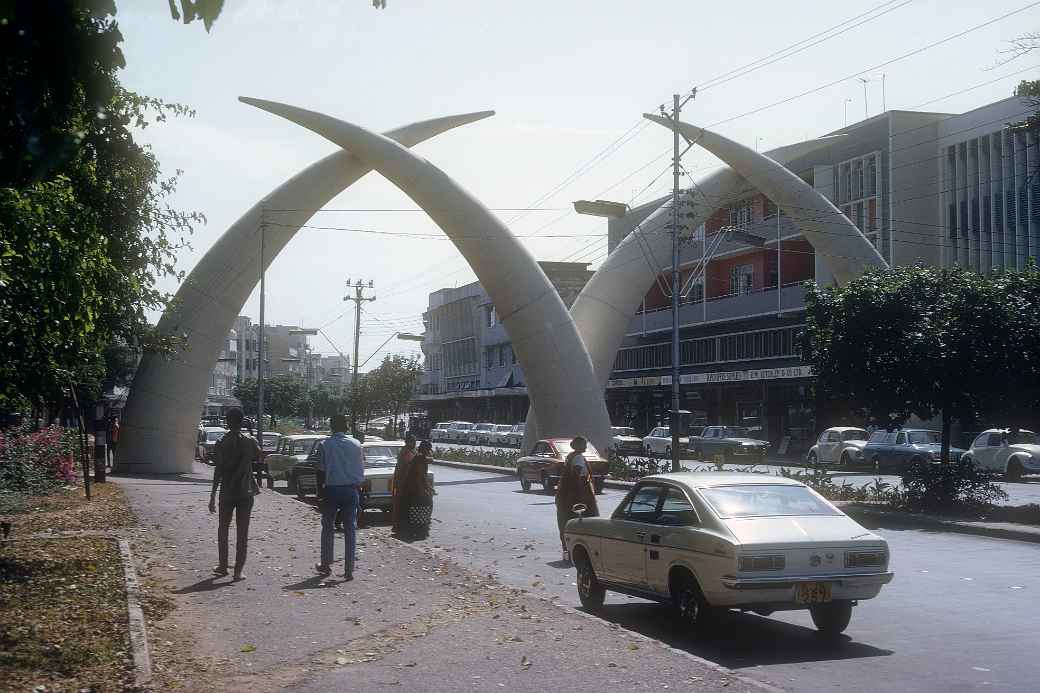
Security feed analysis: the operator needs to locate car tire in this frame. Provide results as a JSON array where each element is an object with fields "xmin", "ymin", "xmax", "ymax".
[
  {"xmin": 839, "ymin": 452, "xmax": 851, "ymax": 468},
  {"xmin": 807, "ymin": 451, "xmax": 818, "ymax": 465},
  {"xmin": 520, "ymin": 477, "xmax": 531, "ymax": 492},
  {"xmin": 1006, "ymin": 459, "xmax": 1024, "ymax": 482},
  {"xmin": 810, "ymin": 600, "xmax": 853, "ymax": 636},
  {"xmin": 543, "ymin": 475, "xmax": 556, "ymax": 494},
  {"xmin": 575, "ymin": 551, "xmax": 606, "ymax": 612},
  {"xmin": 672, "ymin": 573, "xmax": 716, "ymax": 632}
]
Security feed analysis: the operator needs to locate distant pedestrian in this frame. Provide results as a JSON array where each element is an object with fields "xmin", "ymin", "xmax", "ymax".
[
  {"xmin": 555, "ymin": 436, "xmax": 599, "ymax": 563},
  {"xmin": 396, "ymin": 440, "xmax": 434, "ymax": 540},
  {"xmin": 315, "ymin": 414, "xmax": 364, "ymax": 580},
  {"xmin": 108, "ymin": 417, "xmax": 120, "ymax": 468},
  {"xmin": 391, "ymin": 434, "xmax": 418, "ymax": 534},
  {"xmin": 208, "ymin": 407, "xmax": 261, "ymax": 581}
]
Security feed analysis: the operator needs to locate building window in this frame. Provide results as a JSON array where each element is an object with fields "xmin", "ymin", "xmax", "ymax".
[
  {"xmin": 728, "ymin": 203, "xmax": 752, "ymax": 230},
  {"xmin": 486, "ymin": 306, "xmax": 496, "ymax": 328},
  {"xmin": 484, "ymin": 346, "xmax": 493, "ymax": 370},
  {"xmin": 498, "ymin": 345, "xmax": 505, "ymax": 367},
  {"xmin": 729, "ymin": 264, "xmax": 753, "ymax": 295}
]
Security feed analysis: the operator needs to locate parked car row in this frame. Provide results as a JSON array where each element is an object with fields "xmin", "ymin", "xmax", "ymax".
[
  {"xmin": 430, "ymin": 421, "xmax": 526, "ymax": 447},
  {"xmin": 806, "ymin": 425, "xmax": 1038, "ymax": 479}
]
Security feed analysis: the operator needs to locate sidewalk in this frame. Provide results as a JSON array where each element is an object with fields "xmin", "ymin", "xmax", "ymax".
[{"xmin": 113, "ymin": 463, "xmax": 765, "ymax": 692}]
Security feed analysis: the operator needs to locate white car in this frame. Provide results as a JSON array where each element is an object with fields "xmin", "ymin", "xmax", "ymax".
[
  {"xmin": 642, "ymin": 426, "xmax": 689, "ymax": 458},
  {"xmin": 564, "ymin": 472, "xmax": 893, "ymax": 636},
  {"xmin": 503, "ymin": 423, "xmax": 526, "ymax": 448},
  {"xmin": 806, "ymin": 427, "xmax": 870, "ymax": 466},
  {"xmin": 486, "ymin": 424, "xmax": 515, "ymax": 447},
  {"xmin": 430, "ymin": 422, "xmax": 452, "ymax": 443},
  {"xmin": 610, "ymin": 426, "xmax": 643, "ymax": 456},
  {"xmin": 359, "ymin": 441, "xmax": 435, "ymax": 511},
  {"xmin": 963, "ymin": 428, "xmax": 1040, "ymax": 481},
  {"xmin": 196, "ymin": 426, "xmax": 227, "ymax": 463},
  {"xmin": 447, "ymin": 421, "xmax": 474, "ymax": 443},
  {"xmin": 265, "ymin": 434, "xmax": 325, "ymax": 490},
  {"xmin": 468, "ymin": 422, "xmax": 496, "ymax": 445}
]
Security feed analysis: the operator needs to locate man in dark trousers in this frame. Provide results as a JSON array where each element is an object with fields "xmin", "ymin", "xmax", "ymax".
[
  {"xmin": 315, "ymin": 414, "xmax": 364, "ymax": 580},
  {"xmin": 208, "ymin": 407, "xmax": 260, "ymax": 581}
]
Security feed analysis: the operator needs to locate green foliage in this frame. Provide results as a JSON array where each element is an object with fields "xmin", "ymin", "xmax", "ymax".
[
  {"xmin": 0, "ymin": 425, "xmax": 79, "ymax": 514},
  {"xmin": 166, "ymin": 0, "xmax": 225, "ymax": 31},
  {"xmin": 0, "ymin": 1, "xmax": 198, "ymax": 410},
  {"xmin": 364, "ymin": 355, "xmax": 423, "ymax": 420},
  {"xmin": 897, "ymin": 460, "xmax": 1007, "ymax": 515},
  {"xmin": 433, "ymin": 446, "xmax": 520, "ymax": 469},
  {"xmin": 1014, "ymin": 79, "xmax": 1040, "ymax": 97},
  {"xmin": 802, "ymin": 264, "xmax": 1040, "ymax": 460},
  {"xmin": 233, "ymin": 376, "xmax": 307, "ymax": 419}
]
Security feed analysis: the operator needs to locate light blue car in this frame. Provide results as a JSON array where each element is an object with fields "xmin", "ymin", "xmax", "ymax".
[{"xmin": 862, "ymin": 429, "xmax": 965, "ymax": 470}]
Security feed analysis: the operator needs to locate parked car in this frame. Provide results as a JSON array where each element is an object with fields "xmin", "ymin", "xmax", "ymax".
[
  {"xmin": 254, "ymin": 432, "xmax": 283, "ymax": 488},
  {"xmin": 806, "ymin": 427, "xmax": 869, "ymax": 466},
  {"xmin": 265, "ymin": 434, "xmax": 324, "ymax": 492},
  {"xmin": 468, "ymin": 422, "xmax": 496, "ymax": 446},
  {"xmin": 563, "ymin": 472, "xmax": 893, "ymax": 636},
  {"xmin": 430, "ymin": 422, "xmax": 452, "ymax": 443},
  {"xmin": 486, "ymin": 424, "xmax": 515, "ymax": 447},
  {"xmin": 503, "ymin": 423, "xmax": 526, "ymax": 448},
  {"xmin": 642, "ymin": 426, "xmax": 689, "ymax": 459},
  {"xmin": 962, "ymin": 428, "xmax": 1040, "ymax": 481},
  {"xmin": 610, "ymin": 426, "xmax": 644, "ymax": 456},
  {"xmin": 196, "ymin": 426, "xmax": 227, "ymax": 463},
  {"xmin": 447, "ymin": 421, "xmax": 474, "ymax": 443},
  {"xmin": 862, "ymin": 429, "xmax": 965, "ymax": 470},
  {"xmin": 689, "ymin": 426, "xmax": 769, "ymax": 463},
  {"xmin": 515, "ymin": 438, "xmax": 608, "ymax": 494},
  {"xmin": 290, "ymin": 440, "xmax": 437, "ymax": 507}
]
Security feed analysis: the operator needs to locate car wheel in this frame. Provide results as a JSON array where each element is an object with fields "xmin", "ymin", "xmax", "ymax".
[
  {"xmin": 807, "ymin": 451, "xmax": 818, "ymax": 465},
  {"xmin": 520, "ymin": 477, "xmax": 531, "ymax": 492},
  {"xmin": 1006, "ymin": 459, "xmax": 1024, "ymax": 482},
  {"xmin": 672, "ymin": 573, "xmax": 716, "ymax": 632},
  {"xmin": 810, "ymin": 600, "xmax": 853, "ymax": 636},
  {"xmin": 575, "ymin": 551, "xmax": 606, "ymax": 612},
  {"xmin": 664, "ymin": 445, "xmax": 671, "ymax": 459},
  {"xmin": 839, "ymin": 452, "xmax": 850, "ymax": 468}
]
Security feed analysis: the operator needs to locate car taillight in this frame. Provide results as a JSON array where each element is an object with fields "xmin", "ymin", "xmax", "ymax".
[
  {"xmin": 738, "ymin": 555, "xmax": 785, "ymax": 571},
  {"xmin": 845, "ymin": 550, "xmax": 887, "ymax": 569}
]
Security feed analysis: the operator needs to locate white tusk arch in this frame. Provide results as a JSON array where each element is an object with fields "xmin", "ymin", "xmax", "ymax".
[
  {"xmin": 240, "ymin": 98, "xmax": 614, "ymax": 456},
  {"xmin": 119, "ymin": 110, "xmax": 494, "ymax": 474},
  {"xmin": 524, "ymin": 134, "xmax": 857, "ymax": 448}
]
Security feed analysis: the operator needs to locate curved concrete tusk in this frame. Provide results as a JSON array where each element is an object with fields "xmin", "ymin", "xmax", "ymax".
[
  {"xmin": 239, "ymin": 97, "xmax": 614, "ymax": 456},
  {"xmin": 119, "ymin": 108, "xmax": 494, "ymax": 474}
]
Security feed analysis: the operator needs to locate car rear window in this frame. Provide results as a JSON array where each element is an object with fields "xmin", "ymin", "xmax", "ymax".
[{"xmin": 700, "ymin": 485, "xmax": 841, "ymax": 518}]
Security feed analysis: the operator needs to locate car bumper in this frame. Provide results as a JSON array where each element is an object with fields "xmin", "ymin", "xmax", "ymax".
[
  {"xmin": 712, "ymin": 571, "xmax": 893, "ymax": 606},
  {"xmin": 362, "ymin": 492, "xmax": 392, "ymax": 509}
]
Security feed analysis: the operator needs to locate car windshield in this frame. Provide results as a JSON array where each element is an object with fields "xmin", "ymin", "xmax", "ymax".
[
  {"xmin": 722, "ymin": 427, "xmax": 749, "ymax": 438},
  {"xmin": 206, "ymin": 431, "xmax": 225, "ymax": 442},
  {"xmin": 700, "ymin": 484, "xmax": 841, "ymax": 518},
  {"xmin": 556, "ymin": 441, "xmax": 601, "ymax": 458},
  {"xmin": 842, "ymin": 429, "xmax": 869, "ymax": 442},
  {"xmin": 1004, "ymin": 430, "xmax": 1038, "ymax": 445},
  {"xmin": 907, "ymin": 431, "xmax": 941, "ymax": 445}
]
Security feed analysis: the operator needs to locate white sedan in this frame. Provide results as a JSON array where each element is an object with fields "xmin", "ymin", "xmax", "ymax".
[
  {"xmin": 642, "ymin": 426, "xmax": 689, "ymax": 458},
  {"xmin": 963, "ymin": 428, "xmax": 1040, "ymax": 481},
  {"xmin": 564, "ymin": 472, "xmax": 893, "ymax": 637}
]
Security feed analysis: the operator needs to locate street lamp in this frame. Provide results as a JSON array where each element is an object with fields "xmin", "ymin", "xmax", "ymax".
[{"xmin": 573, "ymin": 199, "xmax": 629, "ymax": 218}]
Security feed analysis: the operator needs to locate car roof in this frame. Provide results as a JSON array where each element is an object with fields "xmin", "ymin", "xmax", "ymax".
[
  {"xmin": 285, "ymin": 434, "xmax": 323, "ymax": 440},
  {"xmin": 978, "ymin": 428, "xmax": 1036, "ymax": 434},
  {"xmin": 202, "ymin": 426, "xmax": 226, "ymax": 432},
  {"xmin": 363, "ymin": 440, "xmax": 404, "ymax": 447},
  {"xmin": 639, "ymin": 471, "xmax": 804, "ymax": 489},
  {"xmin": 826, "ymin": 426, "xmax": 867, "ymax": 432}
]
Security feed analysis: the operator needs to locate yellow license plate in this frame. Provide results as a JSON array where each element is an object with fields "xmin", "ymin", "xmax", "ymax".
[{"xmin": 795, "ymin": 582, "xmax": 832, "ymax": 604}]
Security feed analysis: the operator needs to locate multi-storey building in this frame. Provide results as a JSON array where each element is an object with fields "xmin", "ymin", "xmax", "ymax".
[
  {"xmin": 414, "ymin": 261, "xmax": 594, "ymax": 423},
  {"xmin": 603, "ymin": 95, "xmax": 1037, "ymax": 453}
]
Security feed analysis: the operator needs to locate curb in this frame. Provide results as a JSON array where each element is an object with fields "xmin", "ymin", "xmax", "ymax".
[
  {"xmin": 117, "ymin": 538, "xmax": 153, "ymax": 688},
  {"xmin": 838, "ymin": 503, "xmax": 1040, "ymax": 545}
]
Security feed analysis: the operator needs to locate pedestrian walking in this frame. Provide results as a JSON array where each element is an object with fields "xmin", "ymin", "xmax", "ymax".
[
  {"xmin": 396, "ymin": 440, "xmax": 434, "ymax": 540},
  {"xmin": 208, "ymin": 407, "xmax": 261, "ymax": 581},
  {"xmin": 107, "ymin": 416, "xmax": 120, "ymax": 469},
  {"xmin": 555, "ymin": 436, "xmax": 599, "ymax": 563},
  {"xmin": 315, "ymin": 414, "xmax": 364, "ymax": 580},
  {"xmin": 391, "ymin": 433, "xmax": 417, "ymax": 534}
]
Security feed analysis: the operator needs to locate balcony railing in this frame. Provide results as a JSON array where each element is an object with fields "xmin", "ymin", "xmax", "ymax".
[{"xmin": 628, "ymin": 283, "xmax": 808, "ymax": 336}]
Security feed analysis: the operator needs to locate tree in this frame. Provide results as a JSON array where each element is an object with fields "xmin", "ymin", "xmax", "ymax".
[
  {"xmin": 233, "ymin": 376, "xmax": 306, "ymax": 424},
  {"xmin": 1, "ymin": 2, "xmax": 198, "ymax": 414},
  {"xmin": 801, "ymin": 265, "xmax": 1014, "ymax": 462},
  {"xmin": 366, "ymin": 355, "xmax": 423, "ymax": 434}
]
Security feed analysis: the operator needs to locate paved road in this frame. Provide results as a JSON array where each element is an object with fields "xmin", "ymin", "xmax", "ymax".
[{"xmin": 394, "ymin": 464, "xmax": 1040, "ymax": 692}]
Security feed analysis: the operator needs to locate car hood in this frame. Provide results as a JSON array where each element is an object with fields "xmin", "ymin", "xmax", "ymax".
[
  {"xmin": 613, "ymin": 435, "xmax": 641, "ymax": 443},
  {"xmin": 724, "ymin": 515, "xmax": 881, "ymax": 546}
]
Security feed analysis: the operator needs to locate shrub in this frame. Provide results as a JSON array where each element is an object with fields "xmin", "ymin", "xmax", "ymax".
[
  {"xmin": 897, "ymin": 459, "xmax": 1007, "ymax": 514},
  {"xmin": 0, "ymin": 424, "xmax": 78, "ymax": 512},
  {"xmin": 433, "ymin": 445, "xmax": 520, "ymax": 469}
]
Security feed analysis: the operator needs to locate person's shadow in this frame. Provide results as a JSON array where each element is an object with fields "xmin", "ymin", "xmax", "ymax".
[
  {"xmin": 283, "ymin": 575, "xmax": 347, "ymax": 591},
  {"xmin": 173, "ymin": 576, "xmax": 238, "ymax": 594}
]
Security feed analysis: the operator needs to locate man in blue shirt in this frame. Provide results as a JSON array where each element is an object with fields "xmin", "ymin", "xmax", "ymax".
[{"xmin": 314, "ymin": 414, "xmax": 364, "ymax": 579}]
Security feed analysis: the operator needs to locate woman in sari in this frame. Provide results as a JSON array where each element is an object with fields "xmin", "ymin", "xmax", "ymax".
[
  {"xmin": 555, "ymin": 436, "xmax": 599, "ymax": 562},
  {"xmin": 391, "ymin": 434, "xmax": 417, "ymax": 534},
  {"xmin": 397, "ymin": 440, "xmax": 434, "ymax": 539}
]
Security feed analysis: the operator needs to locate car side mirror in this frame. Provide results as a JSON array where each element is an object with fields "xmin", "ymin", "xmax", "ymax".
[{"xmin": 572, "ymin": 503, "xmax": 587, "ymax": 519}]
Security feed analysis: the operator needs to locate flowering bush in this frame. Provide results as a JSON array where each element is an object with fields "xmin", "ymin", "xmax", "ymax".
[{"xmin": 0, "ymin": 425, "xmax": 78, "ymax": 511}]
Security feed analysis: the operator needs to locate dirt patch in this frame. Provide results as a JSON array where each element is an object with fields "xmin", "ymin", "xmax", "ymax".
[
  {"xmin": 0, "ymin": 537, "xmax": 136, "ymax": 692},
  {"xmin": 4, "ymin": 481, "xmax": 137, "ymax": 536}
]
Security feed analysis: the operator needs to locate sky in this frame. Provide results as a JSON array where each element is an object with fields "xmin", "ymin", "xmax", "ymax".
[{"xmin": 115, "ymin": 0, "xmax": 1039, "ymax": 370}]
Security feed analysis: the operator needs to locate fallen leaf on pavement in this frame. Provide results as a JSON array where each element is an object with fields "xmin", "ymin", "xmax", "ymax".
[
  {"xmin": 520, "ymin": 655, "xmax": 532, "ymax": 669},
  {"xmin": 240, "ymin": 644, "xmax": 256, "ymax": 653}
]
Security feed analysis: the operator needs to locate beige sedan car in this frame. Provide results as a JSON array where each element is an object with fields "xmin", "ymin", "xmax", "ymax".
[{"xmin": 565, "ymin": 472, "xmax": 893, "ymax": 637}]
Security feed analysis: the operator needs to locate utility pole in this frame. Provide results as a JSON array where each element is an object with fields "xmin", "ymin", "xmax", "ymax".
[
  {"xmin": 344, "ymin": 278, "xmax": 376, "ymax": 433},
  {"xmin": 664, "ymin": 89, "xmax": 696, "ymax": 473},
  {"xmin": 257, "ymin": 206, "xmax": 267, "ymax": 448}
]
